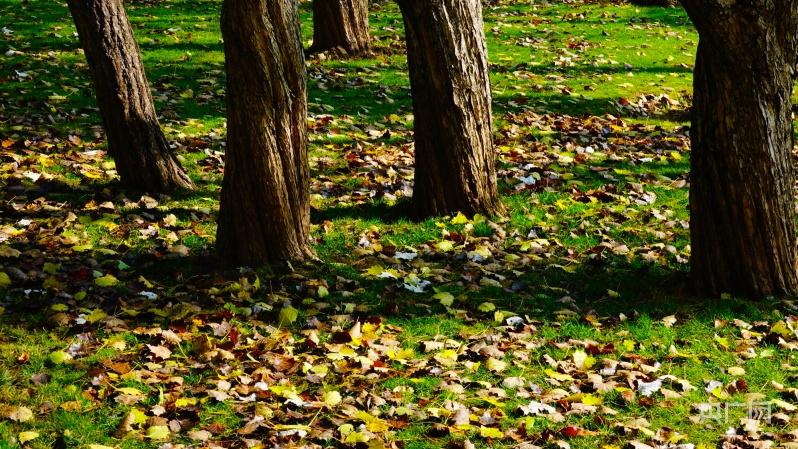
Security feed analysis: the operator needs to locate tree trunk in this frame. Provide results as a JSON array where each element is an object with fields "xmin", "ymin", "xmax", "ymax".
[
  {"xmin": 216, "ymin": 0, "xmax": 314, "ymax": 267},
  {"xmin": 397, "ymin": 0, "xmax": 504, "ymax": 218},
  {"xmin": 681, "ymin": 1, "xmax": 798, "ymax": 297},
  {"xmin": 309, "ymin": 0, "xmax": 370, "ymax": 56},
  {"xmin": 66, "ymin": 0, "xmax": 193, "ymax": 192}
]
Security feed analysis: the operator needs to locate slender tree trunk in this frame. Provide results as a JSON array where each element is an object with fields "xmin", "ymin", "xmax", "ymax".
[
  {"xmin": 397, "ymin": 0, "xmax": 503, "ymax": 218},
  {"xmin": 309, "ymin": 0, "xmax": 370, "ymax": 56},
  {"xmin": 681, "ymin": 1, "xmax": 798, "ymax": 297},
  {"xmin": 67, "ymin": 0, "xmax": 193, "ymax": 192},
  {"xmin": 216, "ymin": 0, "xmax": 314, "ymax": 267}
]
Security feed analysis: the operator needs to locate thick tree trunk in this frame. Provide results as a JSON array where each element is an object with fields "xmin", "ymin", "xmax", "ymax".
[
  {"xmin": 216, "ymin": 0, "xmax": 314, "ymax": 267},
  {"xmin": 66, "ymin": 0, "xmax": 193, "ymax": 192},
  {"xmin": 397, "ymin": 0, "xmax": 503, "ymax": 218},
  {"xmin": 309, "ymin": 0, "xmax": 370, "ymax": 56},
  {"xmin": 681, "ymin": 1, "xmax": 798, "ymax": 297}
]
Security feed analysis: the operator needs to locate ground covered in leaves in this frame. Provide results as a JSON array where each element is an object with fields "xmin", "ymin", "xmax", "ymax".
[{"xmin": 2, "ymin": 1, "xmax": 798, "ymax": 449}]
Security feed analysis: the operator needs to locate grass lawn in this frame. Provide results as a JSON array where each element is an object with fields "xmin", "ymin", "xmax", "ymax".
[{"xmin": 1, "ymin": 1, "xmax": 798, "ymax": 448}]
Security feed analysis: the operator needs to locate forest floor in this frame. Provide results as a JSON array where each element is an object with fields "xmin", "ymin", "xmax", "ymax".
[{"xmin": 2, "ymin": 1, "xmax": 798, "ymax": 448}]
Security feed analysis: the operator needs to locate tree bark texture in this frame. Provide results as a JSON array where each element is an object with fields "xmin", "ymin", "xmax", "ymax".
[
  {"xmin": 216, "ymin": 0, "xmax": 314, "ymax": 267},
  {"xmin": 310, "ymin": 0, "xmax": 370, "ymax": 56},
  {"xmin": 681, "ymin": 0, "xmax": 798, "ymax": 297},
  {"xmin": 67, "ymin": 0, "xmax": 193, "ymax": 192},
  {"xmin": 397, "ymin": 0, "xmax": 504, "ymax": 218}
]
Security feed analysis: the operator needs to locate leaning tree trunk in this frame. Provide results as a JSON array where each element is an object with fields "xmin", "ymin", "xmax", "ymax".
[
  {"xmin": 681, "ymin": 0, "xmax": 798, "ymax": 297},
  {"xmin": 216, "ymin": 0, "xmax": 314, "ymax": 266},
  {"xmin": 66, "ymin": 0, "xmax": 193, "ymax": 192},
  {"xmin": 397, "ymin": 0, "xmax": 503, "ymax": 217},
  {"xmin": 309, "ymin": 0, "xmax": 370, "ymax": 56}
]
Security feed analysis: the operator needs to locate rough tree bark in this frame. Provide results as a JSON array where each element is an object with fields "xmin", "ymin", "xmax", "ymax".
[
  {"xmin": 216, "ymin": 0, "xmax": 314, "ymax": 267},
  {"xmin": 397, "ymin": 0, "xmax": 503, "ymax": 217},
  {"xmin": 67, "ymin": 0, "xmax": 193, "ymax": 192},
  {"xmin": 681, "ymin": 0, "xmax": 798, "ymax": 297},
  {"xmin": 309, "ymin": 0, "xmax": 370, "ymax": 55}
]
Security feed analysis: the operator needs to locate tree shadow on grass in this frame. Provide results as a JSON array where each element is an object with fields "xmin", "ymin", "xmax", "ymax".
[
  {"xmin": 0, "ymin": 209, "xmax": 779, "ymax": 336},
  {"xmin": 292, "ymin": 252, "xmax": 775, "ymax": 329},
  {"xmin": 312, "ymin": 200, "xmax": 412, "ymax": 224}
]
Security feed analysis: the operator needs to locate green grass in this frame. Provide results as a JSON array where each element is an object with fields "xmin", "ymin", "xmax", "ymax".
[{"xmin": 2, "ymin": 0, "xmax": 798, "ymax": 448}]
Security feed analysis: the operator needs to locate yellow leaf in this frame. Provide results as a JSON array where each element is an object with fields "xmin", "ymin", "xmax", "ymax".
[
  {"xmin": 345, "ymin": 431, "xmax": 370, "ymax": 443},
  {"xmin": 479, "ymin": 426, "xmax": 504, "ymax": 439},
  {"xmin": 387, "ymin": 348, "xmax": 414, "ymax": 361},
  {"xmin": 116, "ymin": 387, "xmax": 145, "ymax": 396},
  {"xmin": 146, "ymin": 425, "xmax": 170, "ymax": 440},
  {"xmin": 710, "ymin": 386, "xmax": 726, "ymax": 399},
  {"xmin": 364, "ymin": 265, "xmax": 400, "ymax": 279},
  {"xmin": 582, "ymin": 394, "xmax": 604, "ymax": 406},
  {"xmin": 0, "ymin": 272, "xmax": 10, "ymax": 289},
  {"xmin": 437, "ymin": 241, "xmax": 455, "ymax": 252},
  {"xmin": 95, "ymin": 274, "xmax": 119, "ymax": 288},
  {"xmin": 434, "ymin": 349, "xmax": 459, "ymax": 367},
  {"xmin": 478, "ymin": 302, "xmax": 496, "ymax": 312},
  {"xmin": 486, "ymin": 357, "xmax": 507, "ymax": 373},
  {"xmin": 364, "ymin": 265, "xmax": 385, "ymax": 277},
  {"xmin": 544, "ymin": 369, "xmax": 573, "ymax": 382},
  {"xmin": 139, "ymin": 276, "xmax": 154, "ymax": 288},
  {"xmin": 434, "ymin": 292, "xmax": 455, "ymax": 307},
  {"xmin": 8, "ymin": 406, "xmax": 33, "ymax": 422},
  {"xmin": 451, "ymin": 212, "xmax": 469, "ymax": 224},
  {"xmin": 49, "ymin": 350, "xmax": 72, "ymax": 365},
  {"xmin": 728, "ymin": 367, "xmax": 746, "ymax": 376},
  {"xmin": 85, "ymin": 309, "xmax": 107, "ymax": 323},
  {"xmin": 174, "ymin": 397, "xmax": 197, "ymax": 407},
  {"xmin": 771, "ymin": 321, "xmax": 792, "ymax": 338},
  {"xmin": 323, "ymin": 390, "xmax": 342, "ymax": 407},
  {"xmin": 50, "ymin": 303, "xmax": 67, "ymax": 312},
  {"xmin": 18, "ymin": 431, "xmax": 40, "ymax": 444},
  {"xmin": 714, "ymin": 335, "xmax": 730, "ymax": 350},
  {"xmin": 129, "ymin": 408, "xmax": 147, "ymax": 424},
  {"xmin": 573, "ymin": 350, "xmax": 596, "ymax": 370},
  {"xmin": 356, "ymin": 411, "xmax": 390, "ymax": 432},
  {"xmin": 308, "ymin": 364, "xmax": 329, "ymax": 376},
  {"xmin": 273, "ymin": 424, "xmax": 311, "ymax": 431},
  {"xmin": 278, "ymin": 305, "xmax": 299, "ymax": 327}
]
